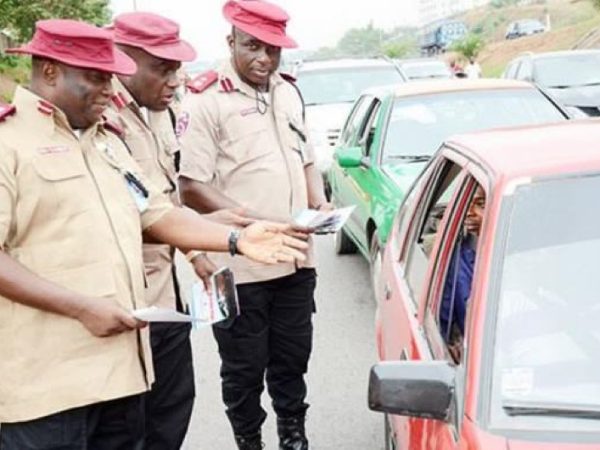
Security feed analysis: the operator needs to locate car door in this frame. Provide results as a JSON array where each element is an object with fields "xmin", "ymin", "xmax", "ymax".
[
  {"xmin": 380, "ymin": 151, "xmax": 474, "ymax": 449},
  {"xmin": 329, "ymin": 94, "xmax": 380, "ymax": 253}
]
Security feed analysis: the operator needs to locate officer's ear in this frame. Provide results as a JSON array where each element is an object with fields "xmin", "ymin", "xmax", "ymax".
[
  {"xmin": 226, "ymin": 33, "xmax": 235, "ymax": 53},
  {"xmin": 40, "ymin": 60, "xmax": 60, "ymax": 86}
]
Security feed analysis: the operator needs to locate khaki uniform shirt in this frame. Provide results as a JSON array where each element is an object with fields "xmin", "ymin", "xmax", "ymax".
[
  {"xmin": 179, "ymin": 61, "xmax": 315, "ymax": 284},
  {"xmin": 0, "ymin": 87, "xmax": 173, "ymax": 422},
  {"xmin": 105, "ymin": 78, "xmax": 180, "ymax": 310}
]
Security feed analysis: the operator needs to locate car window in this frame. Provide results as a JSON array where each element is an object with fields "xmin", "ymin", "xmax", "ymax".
[
  {"xmin": 296, "ymin": 66, "xmax": 403, "ymax": 106},
  {"xmin": 533, "ymin": 52, "xmax": 600, "ymax": 88},
  {"xmin": 358, "ymin": 101, "xmax": 382, "ymax": 156},
  {"xmin": 403, "ymin": 158, "xmax": 463, "ymax": 305},
  {"xmin": 339, "ymin": 95, "xmax": 374, "ymax": 147},
  {"xmin": 489, "ymin": 174, "xmax": 600, "ymax": 433},
  {"xmin": 381, "ymin": 89, "xmax": 565, "ymax": 162},
  {"xmin": 516, "ymin": 60, "xmax": 533, "ymax": 81},
  {"xmin": 504, "ymin": 60, "xmax": 520, "ymax": 79},
  {"xmin": 426, "ymin": 180, "xmax": 485, "ymax": 363}
]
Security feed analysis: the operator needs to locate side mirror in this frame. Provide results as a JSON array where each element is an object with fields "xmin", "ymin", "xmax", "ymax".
[
  {"xmin": 335, "ymin": 146, "xmax": 363, "ymax": 168},
  {"xmin": 368, "ymin": 361, "xmax": 455, "ymax": 421}
]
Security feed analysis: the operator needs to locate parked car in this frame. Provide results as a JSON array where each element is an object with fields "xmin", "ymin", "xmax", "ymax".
[
  {"xmin": 421, "ymin": 20, "xmax": 468, "ymax": 55},
  {"xmin": 503, "ymin": 50, "xmax": 600, "ymax": 117},
  {"xmin": 328, "ymin": 79, "xmax": 568, "ymax": 295},
  {"xmin": 395, "ymin": 58, "xmax": 453, "ymax": 80},
  {"xmin": 292, "ymin": 58, "xmax": 406, "ymax": 175},
  {"xmin": 369, "ymin": 120, "xmax": 600, "ymax": 450},
  {"xmin": 505, "ymin": 19, "xmax": 545, "ymax": 39}
]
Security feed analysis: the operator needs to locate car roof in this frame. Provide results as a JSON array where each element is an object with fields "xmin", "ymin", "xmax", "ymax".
[
  {"xmin": 397, "ymin": 58, "xmax": 447, "ymax": 67},
  {"xmin": 295, "ymin": 58, "xmax": 397, "ymax": 72},
  {"xmin": 447, "ymin": 120, "xmax": 600, "ymax": 180},
  {"xmin": 363, "ymin": 78, "xmax": 533, "ymax": 98},
  {"xmin": 520, "ymin": 49, "xmax": 600, "ymax": 60}
]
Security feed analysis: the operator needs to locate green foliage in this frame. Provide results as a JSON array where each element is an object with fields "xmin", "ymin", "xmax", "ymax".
[
  {"xmin": 0, "ymin": 0, "xmax": 111, "ymax": 41},
  {"xmin": 337, "ymin": 22, "xmax": 383, "ymax": 57},
  {"xmin": 592, "ymin": 0, "xmax": 600, "ymax": 10},
  {"xmin": 382, "ymin": 39, "xmax": 416, "ymax": 58},
  {"xmin": 451, "ymin": 33, "xmax": 485, "ymax": 60},
  {"xmin": 310, "ymin": 23, "xmax": 418, "ymax": 60}
]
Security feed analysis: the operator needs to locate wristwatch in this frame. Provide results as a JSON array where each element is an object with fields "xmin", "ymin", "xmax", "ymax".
[{"xmin": 228, "ymin": 229, "xmax": 241, "ymax": 256}]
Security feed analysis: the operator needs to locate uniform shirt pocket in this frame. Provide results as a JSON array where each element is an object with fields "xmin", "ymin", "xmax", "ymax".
[
  {"xmin": 220, "ymin": 118, "xmax": 271, "ymax": 165},
  {"xmin": 31, "ymin": 152, "xmax": 92, "ymax": 217}
]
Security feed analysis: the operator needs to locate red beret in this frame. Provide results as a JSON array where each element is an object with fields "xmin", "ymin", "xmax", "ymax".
[
  {"xmin": 223, "ymin": 0, "xmax": 297, "ymax": 48},
  {"xmin": 111, "ymin": 12, "xmax": 197, "ymax": 62},
  {"xmin": 7, "ymin": 19, "xmax": 136, "ymax": 75}
]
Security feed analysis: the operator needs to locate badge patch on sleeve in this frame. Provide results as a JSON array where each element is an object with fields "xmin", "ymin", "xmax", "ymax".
[{"xmin": 176, "ymin": 111, "xmax": 191, "ymax": 138}]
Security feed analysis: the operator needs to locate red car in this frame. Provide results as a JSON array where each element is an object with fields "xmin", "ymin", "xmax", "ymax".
[{"xmin": 368, "ymin": 120, "xmax": 600, "ymax": 449}]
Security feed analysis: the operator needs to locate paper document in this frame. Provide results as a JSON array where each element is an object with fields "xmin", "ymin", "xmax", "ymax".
[
  {"xmin": 293, "ymin": 206, "xmax": 355, "ymax": 234},
  {"xmin": 133, "ymin": 267, "xmax": 240, "ymax": 328},
  {"xmin": 133, "ymin": 306, "xmax": 195, "ymax": 322}
]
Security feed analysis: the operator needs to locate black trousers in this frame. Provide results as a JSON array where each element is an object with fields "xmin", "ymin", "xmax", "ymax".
[
  {"xmin": 0, "ymin": 394, "xmax": 145, "ymax": 450},
  {"xmin": 145, "ymin": 321, "xmax": 195, "ymax": 450},
  {"xmin": 213, "ymin": 269, "xmax": 316, "ymax": 437}
]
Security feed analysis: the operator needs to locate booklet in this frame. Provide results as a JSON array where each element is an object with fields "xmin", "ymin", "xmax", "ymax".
[
  {"xmin": 293, "ymin": 205, "xmax": 355, "ymax": 234},
  {"xmin": 133, "ymin": 267, "xmax": 240, "ymax": 329}
]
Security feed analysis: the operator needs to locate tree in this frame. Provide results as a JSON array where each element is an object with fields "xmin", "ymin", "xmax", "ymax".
[
  {"xmin": 0, "ymin": 0, "xmax": 111, "ymax": 42},
  {"xmin": 337, "ymin": 22, "xmax": 383, "ymax": 57},
  {"xmin": 451, "ymin": 34, "xmax": 485, "ymax": 61}
]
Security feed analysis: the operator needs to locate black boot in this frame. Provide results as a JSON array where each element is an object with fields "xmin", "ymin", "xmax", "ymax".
[
  {"xmin": 277, "ymin": 417, "xmax": 308, "ymax": 450},
  {"xmin": 235, "ymin": 432, "xmax": 264, "ymax": 450}
]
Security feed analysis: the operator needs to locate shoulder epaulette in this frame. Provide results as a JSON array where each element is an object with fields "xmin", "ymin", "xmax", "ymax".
[
  {"xmin": 0, "ymin": 104, "xmax": 17, "ymax": 122},
  {"xmin": 110, "ymin": 92, "xmax": 128, "ymax": 110},
  {"xmin": 102, "ymin": 116, "xmax": 124, "ymax": 137},
  {"xmin": 187, "ymin": 70, "xmax": 218, "ymax": 94},
  {"xmin": 280, "ymin": 72, "xmax": 297, "ymax": 83}
]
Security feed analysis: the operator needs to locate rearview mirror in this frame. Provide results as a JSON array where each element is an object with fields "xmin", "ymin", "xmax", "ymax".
[
  {"xmin": 368, "ymin": 361, "xmax": 455, "ymax": 421},
  {"xmin": 335, "ymin": 146, "xmax": 362, "ymax": 168}
]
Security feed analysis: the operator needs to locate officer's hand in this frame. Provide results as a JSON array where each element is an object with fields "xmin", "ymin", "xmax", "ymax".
[
  {"xmin": 205, "ymin": 208, "xmax": 255, "ymax": 227},
  {"xmin": 238, "ymin": 221, "xmax": 308, "ymax": 264},
  {"xmin": 192, "ymin": 253, "xmax": 217, "ymax": 294},
  {"xmin": 76, "ymin": 299, "xmax": 147, "ymax": 338},
  {"xmin": 316, "ymin": 202, "xmax": 334, "ymax": 213}
]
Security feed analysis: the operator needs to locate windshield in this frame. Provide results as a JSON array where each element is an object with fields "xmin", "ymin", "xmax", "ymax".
[
  {"xmin": 490, "ymin": 175, "xmax": 600, "ymax": 433},
  {"xmin": 535, "ymin": 53, "xmax": 600, "ymax": 88},
  {"xmin": 296, "ymin": 66, "xmax": 403, "ymax": 105},
  {"xmin": 402, "ymin": 62, "xmax": 452, "ymax": 80},
  {"xmin": 382, "ymin": 89, "xmax": 565, "ymax": 162}
]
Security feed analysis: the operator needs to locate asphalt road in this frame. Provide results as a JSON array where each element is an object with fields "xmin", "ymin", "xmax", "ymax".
[{"xmin": 178, "ymin": 235, "xmax": 385, "ymax": 450}]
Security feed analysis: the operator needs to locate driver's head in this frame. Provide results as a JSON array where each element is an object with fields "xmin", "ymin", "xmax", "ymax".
[{"xmin": 465, "ymin": 185, "xmax": 485, "ymax": 236}]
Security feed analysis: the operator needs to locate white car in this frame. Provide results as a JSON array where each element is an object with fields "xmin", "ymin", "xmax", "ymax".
[{"xmin": 293, "ymin": 58, "xmax": 407, "ymax": 175}]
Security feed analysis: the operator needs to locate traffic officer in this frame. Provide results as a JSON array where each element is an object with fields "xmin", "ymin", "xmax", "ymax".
[
  {"xmin": 106, "ymin": 12, "xmax": 248, "ymax": 449},
  {"xmin": 0, "ymin": 19, "xmax": 307, "ymax": 450},
  {"xmin": 178, "ymin": 1, "xmax": 330, "ymax": 449}
]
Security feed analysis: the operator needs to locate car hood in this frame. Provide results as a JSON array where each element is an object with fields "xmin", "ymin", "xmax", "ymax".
[
  {"xmin": 381, "ymin": 161, "xmax": 428, "ymax": 193},
  {"xmin": 546, "ymin": 85, "xmax": 600, "ymax": 108},
  {"xmin": 305, "ymin": 102, "xmax": 354, "ymax": 132}
]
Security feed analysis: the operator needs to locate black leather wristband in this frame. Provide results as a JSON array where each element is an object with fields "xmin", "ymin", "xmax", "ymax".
[{"xmin": 228, "ymin": 229, "xmax": 240, "ymax": 256}]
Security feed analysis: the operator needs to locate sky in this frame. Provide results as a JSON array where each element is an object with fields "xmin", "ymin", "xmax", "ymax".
[{"xmin": 109, "ymin": 0, "xmax": 420, "ymax": 62}]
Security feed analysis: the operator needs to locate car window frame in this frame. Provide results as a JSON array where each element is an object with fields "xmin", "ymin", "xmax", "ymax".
[
  {"xmin": 357, "ymin": 99, "xmax": 383, "ymax": 157},
  {"xmin": 401, "ymin": 154, "xmax": 467, "ymax": 308},
  {"xmin": 516, "ymin": 58, "xmax": 533, "ymax": 81},
  {"xmin": 338, "ymin": 94, "xmax": 374, "ymax": 148}
]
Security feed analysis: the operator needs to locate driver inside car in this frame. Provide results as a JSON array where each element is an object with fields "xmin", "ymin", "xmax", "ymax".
[{"xmin": 439, "ymin": 185, "xmax": 486, "ymax": 362}]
